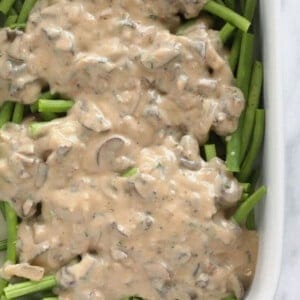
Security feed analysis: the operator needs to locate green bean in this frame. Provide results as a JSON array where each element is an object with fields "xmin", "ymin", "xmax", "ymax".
[
  {"xmin": 0, "ymin": 0, "xmax": 17, "ymax": 15},
  {"xmin": 4, "ymin": 275, "xmax": 57, "ymax": 299},
  {"xmin": 228, "ymin": 0, "xmax": 256, "ymax": 72},
  {"xmin": 249, "ymin": 168, "xmax": 261, "ymax": 194},
  {"xmin": 8, "ymin": 22, "xmax": 25, "ymax": 29},
  {"xmin": 219, "ymin": 23, "xmax": 235, "ymax": 43},
  {"xmin": 0, "ymin": 102, "xmax": 14, "ymax": 128},
  {"xmin": 222, "ymin": 296, "xmax": 236, "ymax": 300},
  {"xmin": 244, "ymin": 0, "xmax": 257, "ymax": 21},
  {"xmin": 0, "ymin": 280, "xmax": 7, "ymax": 297},
  {"xmin": 13, "ymin": 0, "xmax": 22, "ymax": 14},
  {"xmin": 4, "ymin": 203, "xmax": 17, "ymax": 264},
  {"xmin": 232, "ymin": 185, "xmax": 266, "ymax": 225},
  {"xmin": 37, "ymin": 99, "xmax": 74, "ymax": 113},
  {"xmin": 176, "ymin": 19, "xmax": 196, "ymax": 35},
  {"xmin": 241, "ymin": 61, "xmax": 263, "ymax": 159},
  {"xmin": 121, "ymin": 167, "xmax": 139, "ymax": 178},
  {"xmin": 8, "ymin": 6, "xmax": 15, "ymax": 14},
  {"xmin": 225, "ymin": 33, "xmax": 254, "ymax": 172},
  {"xmin": 246, "ymin": 168, "xmax": 261, "ymax": 230},
  {"xmin": 0, "ymin": 202, "xmax": 5, "ymax": 219},
  {"xmin": 4, "ymin": 14, "xmax": 17, "ymax": 26},
  {"xmin": 203, "ymin": 1, "xmax": 250, "ymax": 32},
  {"xmin": 241, "ymin": 193, "xmax": 249, "ymax": 202},
  {"xmin": 229, "ymin": 31, "xmax": 242, "ymax": 72},
  {"xmin": 30, "ymin": 102, "xmax": 38, "ymax": 113},
  {"xmin": 224, "ymin": 0, "xmax": 235, "ymax": 9},
  {"xmin": 236, "ymin": 33, "xmax": 254, "ymax": 98},
  {"xmin": 246, "ymin": 207, "xmax": 255, "ymax": 229},
  {"xmin": 4, "ymin": 8, "xmax": 17, "ymax": 26},
  {"xmin": 40, "ymin": 112, "xmax": 58, "ymax": 122},
  {"xmin": 28, "ymin": 122, "xmax": 50, "ymax": 137},
  {"xmin": 0, "ymin": 101, "xmax": 21, "ymax": 295},
  {"xmin": 215, "ymin": 0, "xmax": 225, "ymax": 5},
  {"xmin": 17, "ymin": 0, "xmax": 37, "ymax": 23},
  {"xmin": 238, "ymin": 109, "xmax": 265, "ymax": 182},
  {"xmin": 30, "ymin": 91, "xmax": 58, "ymax": 113},
  {"xmin": 12, "ymin": 103, "xmax": 24, "ymax": 124},
  {"xmin": 204, "ymin": 144, "xmax": 217, "ymax": 161},
  {"xmin": 0, "ymin": 99, "xmax": 14, "ymax": 293},
  {"xmin": 241, "ymin": 183, "xmax": 250, "ymax": 192},
  {"xmin": 0, "ymin": 239, "xmax": 7, "ymax": 251},
  {"xmin": 225, "ymin": 130, "xmax": 241, "ymax": 172}
]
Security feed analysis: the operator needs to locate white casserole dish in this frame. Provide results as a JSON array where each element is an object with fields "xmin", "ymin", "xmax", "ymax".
[
  {"xmin": 0, "ymin": 1, "xmax": 284, "ymax": 299},
  {"xmin": 246, "ymin": 0, "xmax": 284, "ymax": 299}
]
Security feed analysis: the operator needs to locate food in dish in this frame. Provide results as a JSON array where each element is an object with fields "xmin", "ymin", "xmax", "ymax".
[{"xmin": 0, "ymin": 0, "xmax": 266, "ymax": 299}]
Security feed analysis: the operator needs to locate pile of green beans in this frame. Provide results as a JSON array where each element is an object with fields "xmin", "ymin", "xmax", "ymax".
[
  {"xmin": 0, "ymin": 0, "xmax": 266, "ymax": 299},
  {"xmin": 200, "ymin": 0, "xmax": 266, "ymax": 233},
  {"xmin": 183, "ymin": 2, "xmax": 266, "ymax": 298}
]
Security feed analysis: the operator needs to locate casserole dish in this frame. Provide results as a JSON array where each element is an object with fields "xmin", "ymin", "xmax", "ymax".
[{"xmin": 0, "ymin": 1, "xmax": 284, "ymax": 299}]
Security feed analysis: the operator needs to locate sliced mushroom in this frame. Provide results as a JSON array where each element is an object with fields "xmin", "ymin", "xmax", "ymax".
[
  {"xmin": 141, "ymin": 47, "xmax": 180, "ymax": 70},
  {"xmin": 55, "ymin": 30, "xmax": 74, "ymax": 52},
  {"xmin": 75, "ymin": 54, "xmax": 115, "ymax": 74},
  {"xmin": 136, "ymin": 212, "xmax": 155, "ymax": 230},
  {"xmin": 219, "ymin": 176, "xmax": 242, "ymax": 207},
  {"xmin": 6, "ymin": 56, "xmax": 26, "ymax": 74},
  {"xmin": 22, "ymin": 199, "xmax": 37, "ymax": 218},
  {"xmin": 179, "ymin": 135, "xmax": 200, "ymax": 161},
  {"xmin": 1, "ymin": 263, "xmax": 44, "ymax": 281},
  {"xmin": 57, "ymin": 254, "xmax": 97, "ymax": 288},
  {"xmin": 110, "ymin": 246, "xmax": 128, "ymax": 261},
  {"xmin": 132, "ymin": 173, "xmax": 157, "ymax": 200},
  {"xmin": 58, "ymin": 266, "xmax": 76, "ymax": 288},
  {"xmin": 42, "ymin": 26, "xmax": 62, "ymax": 40},
  {"xmin": 179, "ymin": 157, "xmax": 201, "ymax": 170},
  {"xmin": 76, "ymin": 101, "xmax": 112, "ymax": 133},
  {"xmin": 35, "ymin": 162, "xmax": 48, "ymax": 188},
  {"xmin": 96, "ymin": 135, "xmax": 128, "ymax": 172},
  {"xmin": 195, "ymin": 272, "xmax": 209, "ymax": 288},
  {"xmin": 18, "ymin": 224, "xmax": 50, "ymax": 262},
  {"xmin": 171, "ymin": 245, "xmax": 192, "ymax": 265},
  {"xmin": 111, "ymin": 222, "xmax": 128, "ymax": 237},
  {"xmin": 56, "ymin": 145, "xmax": 72, "ymax": 158}
]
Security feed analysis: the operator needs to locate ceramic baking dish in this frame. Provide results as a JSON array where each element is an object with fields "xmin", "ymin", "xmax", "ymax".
[
  {"xmin": 0, "ymin": 1, "xmax": 285, "ymax": 299},
  {"xmin": 246, "ymin": 0, "xmax": 284, "ymax": 299}
]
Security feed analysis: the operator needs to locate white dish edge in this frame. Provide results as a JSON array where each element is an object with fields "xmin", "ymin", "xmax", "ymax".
[{"xmin": 246, "ymin": 0, "xmax": 284, "ymax": 299}]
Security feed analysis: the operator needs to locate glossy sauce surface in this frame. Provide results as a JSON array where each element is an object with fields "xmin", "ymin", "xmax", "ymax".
[{"xmin": 0, "ymin": 1, "xmax": 257, "ymax": 299}]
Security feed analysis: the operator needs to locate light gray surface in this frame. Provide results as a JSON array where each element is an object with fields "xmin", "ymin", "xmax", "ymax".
[{"xmin": 275, "ymin": 0, "xmax": 300, "ymax": 298}]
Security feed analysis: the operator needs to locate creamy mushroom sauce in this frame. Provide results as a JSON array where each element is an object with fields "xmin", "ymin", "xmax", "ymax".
[{"xmin": 0, "ymin": 0, "xmax": 258, "ymax": 299}]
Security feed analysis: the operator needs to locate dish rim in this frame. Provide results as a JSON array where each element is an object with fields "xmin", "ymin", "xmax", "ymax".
[{"xmin": 246, "ymin": 0, "xmax": 284, "ymax": 299}]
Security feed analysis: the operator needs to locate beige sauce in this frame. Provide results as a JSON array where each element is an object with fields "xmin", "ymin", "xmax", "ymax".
[{"xmin": 0, "ymin": 1, "xmax": 257, "ymax": 299}]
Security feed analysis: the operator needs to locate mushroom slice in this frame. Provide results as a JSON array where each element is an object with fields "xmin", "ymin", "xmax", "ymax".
[
  {"xmin": 96, "ymin": 135, "xmax": 128, "ymax": 172},
  {"xmin": 1, "ymin": 263, "xmax": 44, "ymax": 281},
  {"xmin": 76, "ymin": 101, "xmax": 112, "ymax": 133},
  {"xmin": 22, "ymin": 199, "xmax": 37, "ymax": 218},
  {"xmin": 179, "ymin": 157, "xmax": 201, "ymax": 170},
  {"xmin": 35, "ymin": 162, "xmax": 48, "ymax": 188},
  {"xmin": 132, "ymin": 173, "xmax": 156, "ymax": 200},
  {"xmin": 58, "ymin": 254, "xmax": 97, "ymax": 288}
]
